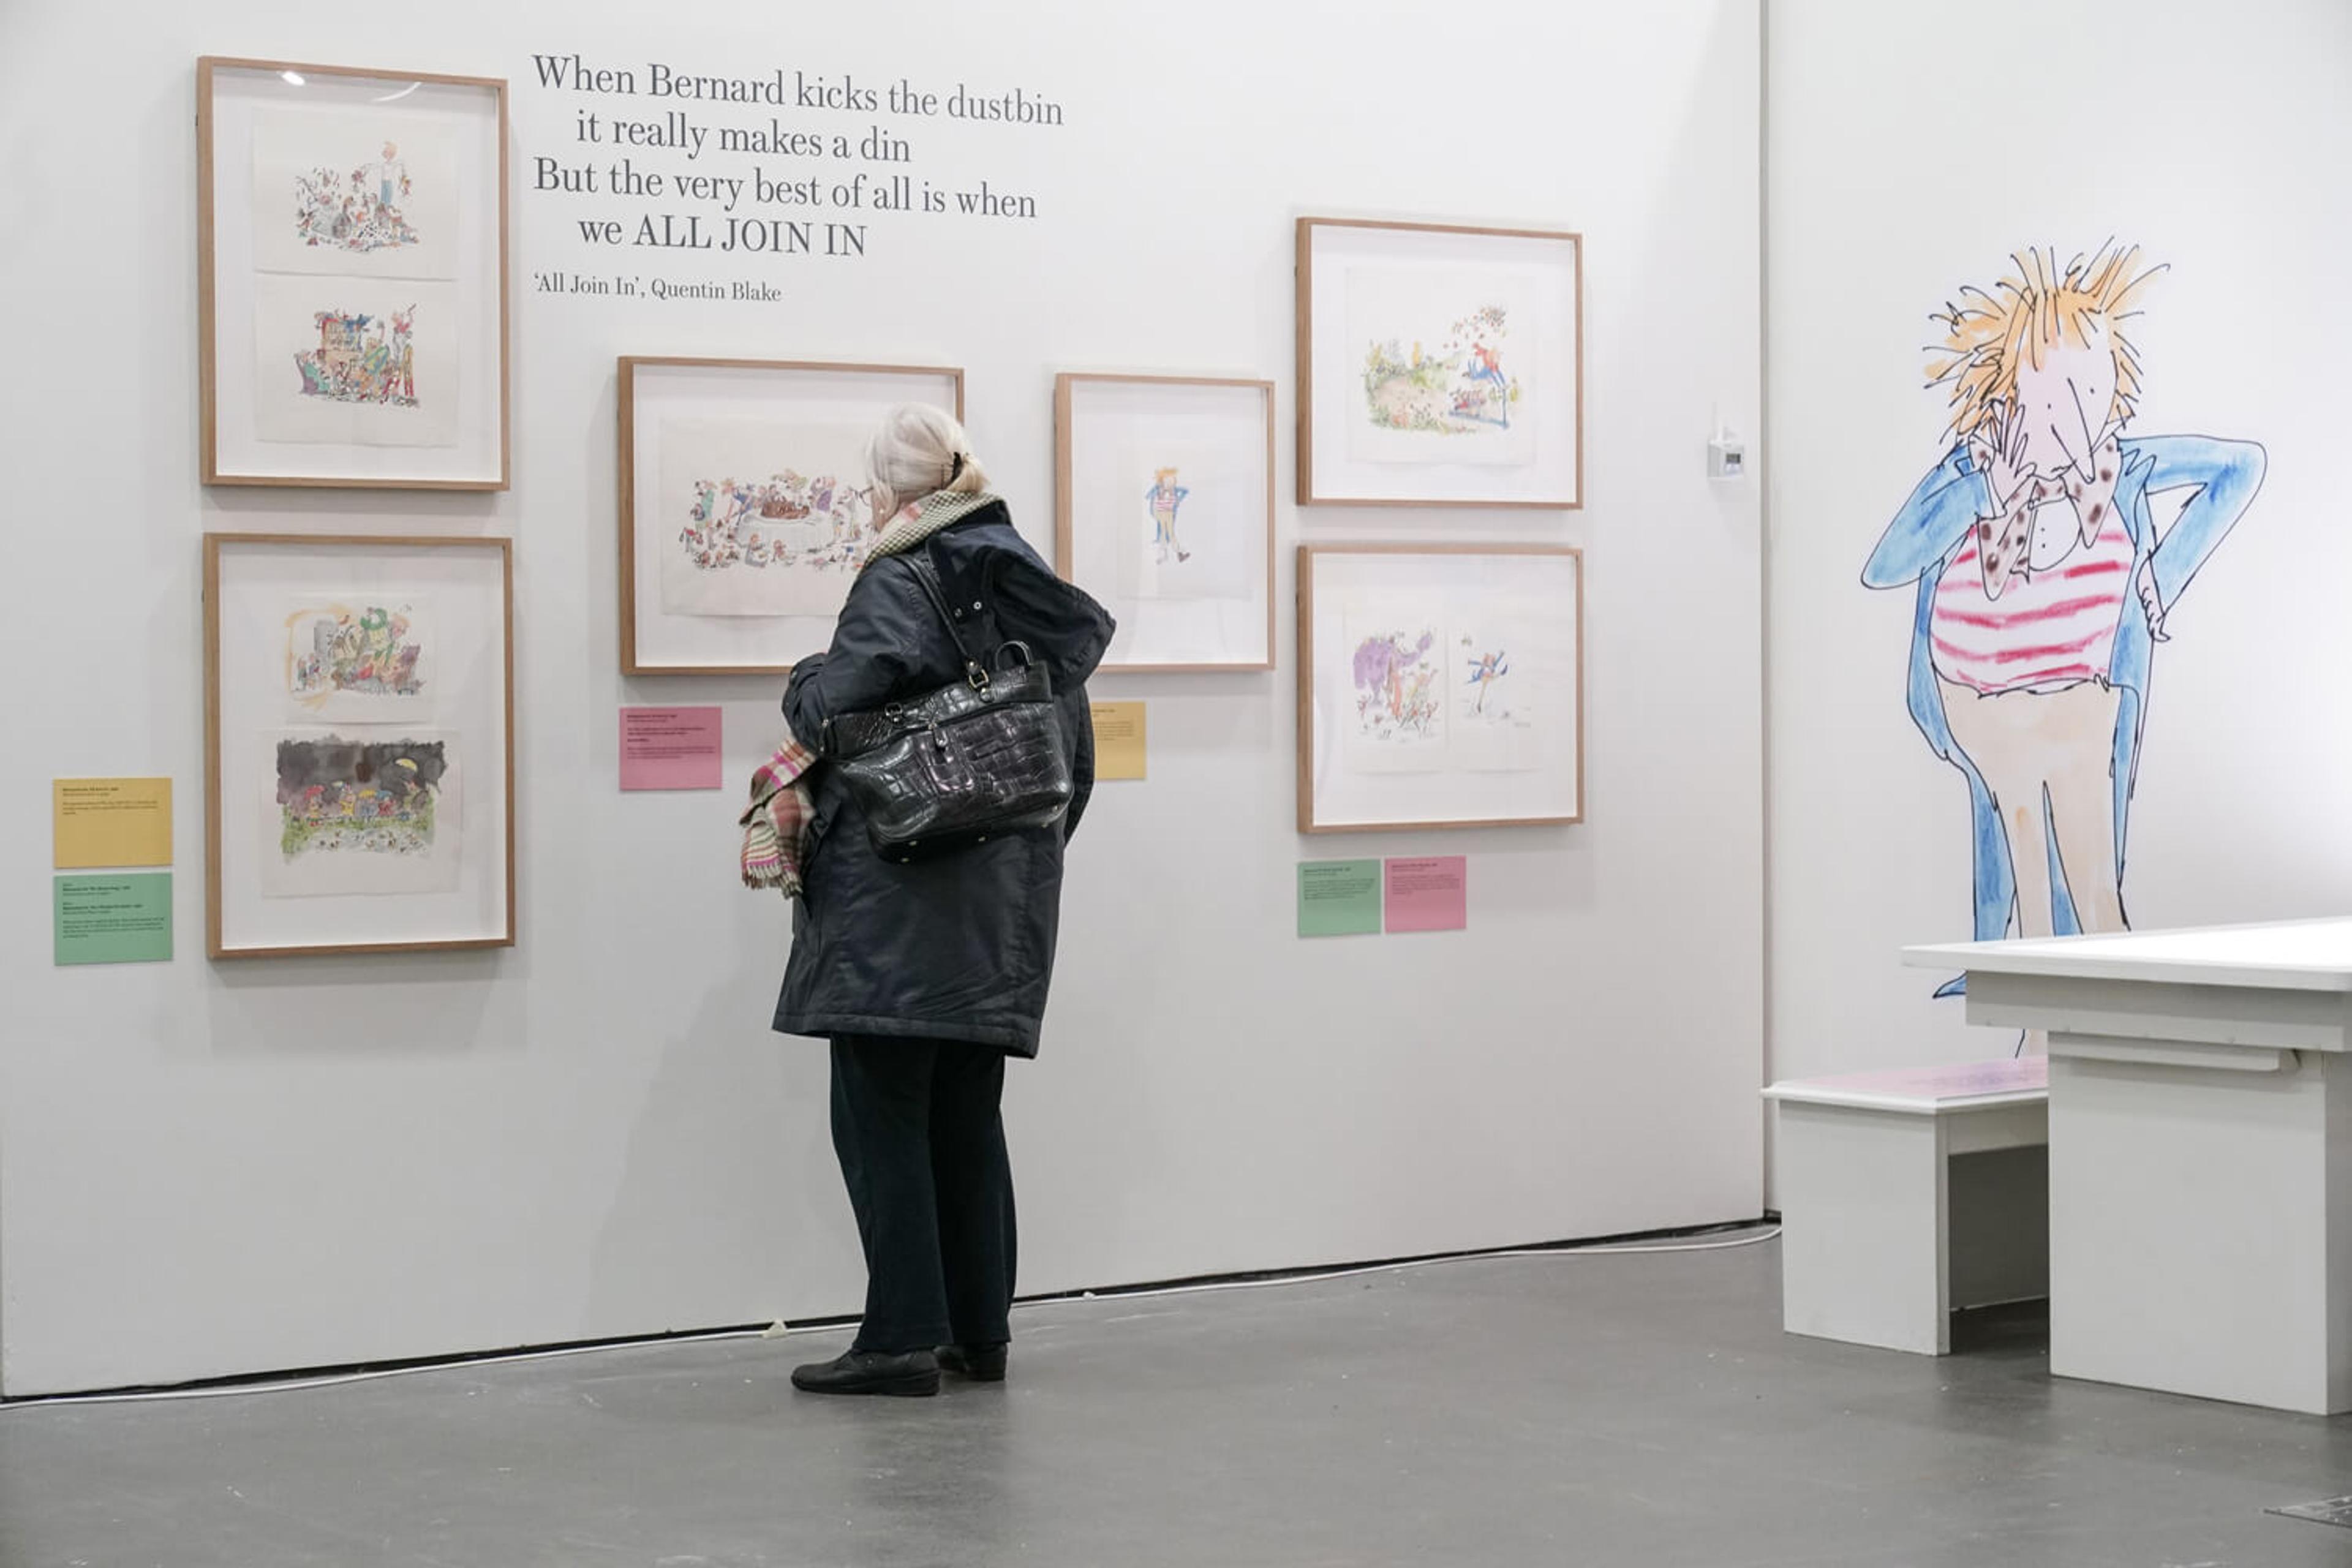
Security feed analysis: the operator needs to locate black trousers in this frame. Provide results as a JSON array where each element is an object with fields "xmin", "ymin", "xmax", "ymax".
[{"xmin": 829, "ymin": 1035, "xmax": 1017, "ymax": 1352}]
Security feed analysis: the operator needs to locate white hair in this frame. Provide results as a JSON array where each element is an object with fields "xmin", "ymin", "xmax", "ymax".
[{"xmin": 866, "ymin": 404, "xmax": 987, "ymax": 521}]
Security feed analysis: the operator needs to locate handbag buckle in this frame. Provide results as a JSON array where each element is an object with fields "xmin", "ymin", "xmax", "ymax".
[
  {"xmin": 927, "ymin": 718, "xmax": 976, "ymax": 792},
  {"xmin": 967, "ymin": 662, "xmax": 992, "ymax": 695}
]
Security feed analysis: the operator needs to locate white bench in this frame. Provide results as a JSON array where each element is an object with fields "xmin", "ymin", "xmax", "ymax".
[{"xmin": 1764, "ymin": 1060, "xmax": 2049, "ymax": 1355}]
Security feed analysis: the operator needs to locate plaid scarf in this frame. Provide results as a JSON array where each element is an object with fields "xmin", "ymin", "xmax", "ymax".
[
  {"xmin": 865, "ymin": 489, "xmax": 1002, "ymax": 564},
  {"xmin": 739, "ymin": 734, "xmax": 821, "ymax": 897}
]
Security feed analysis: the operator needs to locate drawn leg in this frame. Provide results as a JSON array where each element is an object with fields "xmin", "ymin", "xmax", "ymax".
[
  {"xmin": 1941, "ymin": 680, "xmax": 2056, "ymax": 1057},
  {"xmin": 1940, "ymin": 682, "xmax": 2055, "ymax": 938},
  {"xmin": 2044, "ymin": 682, "xmax": 2128, "ymax": 934}
]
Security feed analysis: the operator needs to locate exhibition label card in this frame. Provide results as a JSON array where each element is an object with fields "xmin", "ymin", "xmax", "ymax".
[
  {"xmin": 1298, "ymin": 859, "xmax": 1382, "ymax": 938},
  {"xmin": 53, "ymin": 777, "xmax": 172, "ymax": 868},
  {"xmin": 1091, "ymin": 701, "xmax": 1147, "ymax": 781},
  {"xmin": 54, "ymin": 873, "xmax": 173, "ymax": 965},
  {"xmin": 620, "ymin": 707, "xmax": 725, "ymax": 791},
  {"xmin": 1384, "ymin": 856, "xmax": 1468, "ymax": 933}
]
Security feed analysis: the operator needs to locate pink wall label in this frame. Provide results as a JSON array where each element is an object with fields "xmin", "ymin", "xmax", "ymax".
[
  {"xmin": 1384, "ymin": 856, "xmax": 1467, "ymax": 933},
  {"xmin": 620, "ymin": 707, "xmax": 724, "ymax": 791}
]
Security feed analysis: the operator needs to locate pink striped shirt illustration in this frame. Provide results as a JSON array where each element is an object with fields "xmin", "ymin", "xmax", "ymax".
[{"xmin": 1930, "ymin": 508, "xmax": 2135, "ymax": 694}]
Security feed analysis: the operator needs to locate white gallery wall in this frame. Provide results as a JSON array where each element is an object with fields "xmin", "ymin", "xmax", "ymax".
[
  {"xmin": 0, "ymin": 1, "xmax": 1763, "ymax": 1393},
  {"xmin": 1766, "ymin": 0, "xmax": 2352, "ymax": 1091}
]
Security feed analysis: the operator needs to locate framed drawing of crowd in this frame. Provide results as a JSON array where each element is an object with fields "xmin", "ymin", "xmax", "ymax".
[
  {"xmin": 198, "ymin": 56, "xmax": 510, "ymax": 489},
  {"xmin": 205, "ymin": 532, "xmax": 514, "ymax": 957},
  {"xmin": 617, "ymin": 356, "xmax": 966, "ymax": 675}
]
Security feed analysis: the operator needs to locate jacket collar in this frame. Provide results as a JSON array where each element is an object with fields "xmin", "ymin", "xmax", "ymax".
[{"xmin": 865, "ymin": 491, "xmax": 1004, "ymax": 566}]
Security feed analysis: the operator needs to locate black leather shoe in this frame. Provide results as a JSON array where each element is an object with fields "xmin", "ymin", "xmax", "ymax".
[
  {"xmin": 935, "ymin": 1341, "xmax": 1009, "ymax": 1381},
  {"xmin": 790, "ymin": 1348, "xmax": 940, "ymax": 1396}
]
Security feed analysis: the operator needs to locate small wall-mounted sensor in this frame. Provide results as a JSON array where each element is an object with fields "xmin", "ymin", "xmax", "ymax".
[{"xmin": 1708, "ymin": 436, "xmax": 1747, "ymax": 480}]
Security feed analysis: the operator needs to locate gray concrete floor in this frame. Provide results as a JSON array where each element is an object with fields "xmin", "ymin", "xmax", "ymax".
[{"xmin": 4, "ymin": 1232, "xmax": 2351, "ymax": 1566}]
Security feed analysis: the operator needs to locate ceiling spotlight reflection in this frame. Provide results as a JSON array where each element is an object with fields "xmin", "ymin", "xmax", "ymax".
[{"xmin": 281, "ymin": 70, "xmax": 304, "ymax": 86}]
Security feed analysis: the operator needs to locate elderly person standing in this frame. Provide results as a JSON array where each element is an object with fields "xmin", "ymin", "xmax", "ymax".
[{"xmin": 778, "ymin": 405, "xmax": 1112, "ymax": 1397}]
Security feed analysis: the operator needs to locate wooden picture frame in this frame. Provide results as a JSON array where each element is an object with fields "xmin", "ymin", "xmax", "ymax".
[
  {"xmin": 198, "ymin": 56, "xmax": 511, "ymax": 489},
  {"xmin": 1297, "ymin": 543, "xmax": 1584, "ymax": 832},
  {"xmin": 619, "ymin": 356, "xmax": 965, "ymax": 676},
  {"xmin": 1054, "ymin": 372, "xmax": 1278, "ymax": 673},
  {"xmin": 1295, "ymin": 216, "xmax": 1583, "ymax": 510},
  {"xmin": 204, "ymin": 532, "xmax": 516, "ymax": 957}
]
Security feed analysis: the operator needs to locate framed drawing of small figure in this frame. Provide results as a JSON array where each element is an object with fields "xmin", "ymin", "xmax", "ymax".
[
  {"xmin": 1054, "ymin": 373, "xmax": 1276, "ymax": 672},
  {"xmin": 198, "ymin": 57, "xmax": 510, "ymax": 489},
  {"xmin": 205, "ymin": 532, "xmax": 515, "ymax": 957},
  {"xmin": 618, "ymin": 357, "xmax": 965, "ymax": 675},
  {"xmin": 1297, "ymin": 544, "xmax": 1582, "ymax": 832},
  {"xmin": 1296, "ymin": 217, "xmax": 1581, "ymax": 510}
]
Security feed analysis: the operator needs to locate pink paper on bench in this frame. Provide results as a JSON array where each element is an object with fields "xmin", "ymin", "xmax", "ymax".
[{"xmin": 1801, "ymin": 1058, "xmax": 2047, "ymax": 1101}]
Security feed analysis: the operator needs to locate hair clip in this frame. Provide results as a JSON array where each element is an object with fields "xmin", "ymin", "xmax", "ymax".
[{"xmin": 948, "ymin": 451, "xmax": 966, "ymax": 482}]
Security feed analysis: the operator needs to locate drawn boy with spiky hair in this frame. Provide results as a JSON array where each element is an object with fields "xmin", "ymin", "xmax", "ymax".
[{"xmin": 1862, "ymin": 245, "xmax": 2265, "ymax": 1026}]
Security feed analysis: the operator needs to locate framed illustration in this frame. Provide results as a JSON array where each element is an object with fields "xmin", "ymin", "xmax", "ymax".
[
  {"xmin": 1054, "ymin": 373, "xmax": 1276, "ymax": 673},
  {"xmin": 198, "ymin": 57, "xmax": 510, "ymax": 489},
  {"xmin": 1295, "ymin": 217, "xmax": 1581, "ymax": 510},
  {"xmin": 1297, "ymin": 544, "xmax": 1582, "ymax": 832},
  {"xmin": 619, "ymin": 356, "xmax": 964, "ymax": 675},
  {"xmin": 204, "ymin": 533, "xmax": 515, "ymax": 957}
]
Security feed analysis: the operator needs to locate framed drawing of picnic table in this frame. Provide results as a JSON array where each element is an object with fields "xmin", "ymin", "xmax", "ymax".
[{"xmin": 617, "ymin": 356, "xmax": 965, "ymax": 675}]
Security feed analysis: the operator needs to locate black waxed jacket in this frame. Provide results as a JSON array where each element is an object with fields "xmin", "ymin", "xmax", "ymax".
[{"xmin": 773, "ymin": 501, "xmax": 1114, "ymax": 1056}]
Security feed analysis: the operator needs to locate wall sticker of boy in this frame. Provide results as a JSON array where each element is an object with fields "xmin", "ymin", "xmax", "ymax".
[{"xmin": 1861, "ymin": 244, "xmax": 2266, "ymax": 1042}]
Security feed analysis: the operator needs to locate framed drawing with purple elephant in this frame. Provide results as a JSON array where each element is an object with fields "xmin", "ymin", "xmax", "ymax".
[{"xmin": 1297, "ymin": 544, "xmax": 1583, "ymax": 832}]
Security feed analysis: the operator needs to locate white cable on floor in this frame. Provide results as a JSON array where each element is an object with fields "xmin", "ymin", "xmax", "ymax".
[{"xmin": 1, "ymin": 1224, "xmax": 1779, "ymax": 1411}]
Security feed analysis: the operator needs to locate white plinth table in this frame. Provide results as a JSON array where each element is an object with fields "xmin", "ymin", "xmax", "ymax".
[{"xmin": 1908, "ymin": 918, "xmax": 2352, "ymax": 1415}]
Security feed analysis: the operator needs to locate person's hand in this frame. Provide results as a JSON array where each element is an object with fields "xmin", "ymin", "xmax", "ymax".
[
  {"xmin": 2135, "ymin": 560, "xmax": 2169, "ymax": 642},
  {"xmin": 1967, "ymin": 401, "xmax": 2038, "ymax": 516}
]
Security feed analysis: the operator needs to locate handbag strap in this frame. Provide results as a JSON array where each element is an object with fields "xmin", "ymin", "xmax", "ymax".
[
  {"xmin": 819, "ymin": 545, "xmax": 1002, "ymax": 756},
  {"xmin": 906, "ymin": 543, "xmax": 997, "ymax": 679}
]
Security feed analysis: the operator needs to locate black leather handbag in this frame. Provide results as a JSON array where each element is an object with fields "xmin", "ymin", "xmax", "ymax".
[{"xmin": 822, "ymin": 545, "xmax": 1073, "ymax": 864}]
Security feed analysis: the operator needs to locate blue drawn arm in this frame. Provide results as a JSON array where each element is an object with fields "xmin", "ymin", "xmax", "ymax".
[
  {"xmin": 2132, "ymin": 434, "xmax": 2267, "ymax": 609},
  {"xmin": 1861, "ymin": 445, "xmax": 1990, "ymax": 589}
]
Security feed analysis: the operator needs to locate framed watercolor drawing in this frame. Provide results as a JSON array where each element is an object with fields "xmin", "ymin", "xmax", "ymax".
[
  {"xmin": 619, "ymin": 356, "xmax": 964, "ymax": 675},
  {"xmin": 205, "ymin": 533, "xmax": 515, "ymax": 957},
  {"xmin": 1297, "ymin": 544, "xmax": 1582, "ymax": 832},
  {"xmin": 198, "ymin": 57, "xmax": 510, "ymax": 489},
  {"xmin": 1295, "ymin": 217, "xmax": 1581, "ymax": 510},
  {"xmin": 1054, "ymin": 373, "xmax": 1275, "ymax": 673}
]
